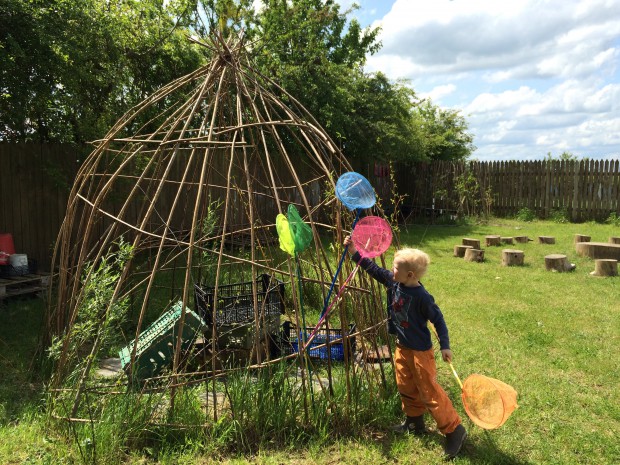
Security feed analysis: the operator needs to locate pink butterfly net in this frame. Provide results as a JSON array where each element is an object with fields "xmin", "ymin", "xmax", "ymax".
[{"xmin": 351, "ymin": 216, "xmax": 393, "ymax": 258}]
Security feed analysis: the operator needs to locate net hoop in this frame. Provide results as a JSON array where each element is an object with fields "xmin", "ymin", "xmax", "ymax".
[
  {"xmin": 335, "ymin": 172, "xmax": 376, "ymax": 211},
  {"xmin": 461, "ymin": 374, "xmax": 518, "ymax": 430},
  {"xmin": 351, "ymin": 216, "xmax": 392, "ymax": 258}
]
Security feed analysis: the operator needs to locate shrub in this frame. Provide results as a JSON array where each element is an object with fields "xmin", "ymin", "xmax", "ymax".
[
  {"xmin": 516, "ymin": 207, "xmax": 536, "ymax": 222},
  {"xmin": 606, "ymin": 212, "xmax": 620, "ymax": 226},
  {"xmin": 550, "ymin": 207, "xmax": 570, "ymax": 224}
]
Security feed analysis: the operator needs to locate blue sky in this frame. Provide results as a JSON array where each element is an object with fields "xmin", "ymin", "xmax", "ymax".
[{"xmin": 340, "ymin": 0, "xmax": 620, "ymax": 161}]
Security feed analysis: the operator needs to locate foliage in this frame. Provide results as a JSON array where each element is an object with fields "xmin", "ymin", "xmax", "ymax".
[
  {"xmin": 516, "ymin": 207, "xmax": 536, "ymax": 222},
  {"xmin": 545, "ymin": 151, "xmax": 580, "ymax": 161},
  {"xmin": 1, "ymin": 0, "xmax": 476, "ymax": 163},
  {"xmin": 412, "ymin": 100, "xmax": 476, "ymax": 161},
  {"xmin": 549, "ymin": 206, "xmax": 570, "ymax": 223},
  {"xmin": 0, "ymin": 0, "xmax": 205, "ymax": 142},
  {"xmin": 48, "ymin": 238, "xmax": 134, "ymax": 378},
  {"xmin": 454, "ymin": 169, "xmax": 480, "ymax": 218},
  {"xmin": 605, "ymin": 211, "xmax": 620, "ymax": 226}
]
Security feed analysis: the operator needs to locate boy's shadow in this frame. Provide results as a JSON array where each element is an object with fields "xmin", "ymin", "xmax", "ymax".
[{"xmin": 378, "ymin": 428, "xmax": 533, "ymax": 464}]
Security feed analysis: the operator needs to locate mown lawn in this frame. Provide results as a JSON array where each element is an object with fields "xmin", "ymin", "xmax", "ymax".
[{"xmin": 1, "ymin": 218, "xmax": 619, "ymax": 464}]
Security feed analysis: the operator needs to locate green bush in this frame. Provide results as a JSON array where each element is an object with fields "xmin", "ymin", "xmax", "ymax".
[
  {"xmin": 516, "ymin": 207, "xmax": 536, "ymax": 222},
  {"xmin": 606, "ymin": 211, "xmax": 620, "ymax": 226},
  {"xmin": 550, "ymin": 207, "xmax": 570, "ymax": 223}
]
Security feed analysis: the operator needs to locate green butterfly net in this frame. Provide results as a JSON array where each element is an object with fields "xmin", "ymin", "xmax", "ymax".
[{"xmin": 276, "ymin": 204, "xmax": 313, "ymax": 256}]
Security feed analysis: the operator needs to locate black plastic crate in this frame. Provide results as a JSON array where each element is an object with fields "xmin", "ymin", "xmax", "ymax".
[
  {"xmin": 280, "ymin": 321, "xmax": 356, "ymax": 361},
  {"xmin": 194, "ymin": 274, "xmax": 285, "ymax": 326}
]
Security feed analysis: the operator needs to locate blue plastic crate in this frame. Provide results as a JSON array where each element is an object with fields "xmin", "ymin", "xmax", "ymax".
[{"xmin": 282, "ymin": 322, "xmax": 356, "ymax": 361}]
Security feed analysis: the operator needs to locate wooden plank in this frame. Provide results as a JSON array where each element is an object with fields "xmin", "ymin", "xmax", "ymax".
[
  {"xmin": 0, "ymin": 147, "xmax": 15, "ymax": 241},
  {"xmin": 586, "ymin": 159, "xmax": 594, "ymax": 220},
  {"xmin": 616, "ymin": 160, "xmax": 619, "ymax": 213},
  {"xmin": 602, "ymin": 159, "xmax": 610, "ymax": 215},
  {"xmin": 0, "ymin": 145, "xmax": 6, "ymax": 234}
]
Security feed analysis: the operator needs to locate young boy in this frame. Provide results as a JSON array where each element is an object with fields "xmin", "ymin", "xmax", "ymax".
[{"xmin": 344, "ymin": 237, "xmax": 467, "ymax": 459}]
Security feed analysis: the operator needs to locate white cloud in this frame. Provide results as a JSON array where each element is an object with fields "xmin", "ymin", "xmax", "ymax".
[
  {"xmin": 420, "ymin": 84, "xmax": 456, "ymax": 103},
  {"xmin": 362, "ymin": 0, "xmax": 620, "ymax": 160}
]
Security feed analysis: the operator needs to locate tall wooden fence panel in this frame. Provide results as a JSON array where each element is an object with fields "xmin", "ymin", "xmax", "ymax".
[
  {"xmin": 389, "ymin": 159, "xmax": 620, "ymax": 221},
  {"xmin": 2, "ymin": 145, "xmax": 620, "ymax": 270},
  {"xmin": 0, "ymin": 144, "xmax": 83, "ymax": 272}
]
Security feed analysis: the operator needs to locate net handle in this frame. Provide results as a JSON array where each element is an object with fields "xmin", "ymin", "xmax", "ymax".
[
  {"xmin": 319, "ymin": 209, "xmax": 361, "ymax": 318},
  {"xmin": 430, "ymin": 324, "xmax": 464, "ymax": 389}
]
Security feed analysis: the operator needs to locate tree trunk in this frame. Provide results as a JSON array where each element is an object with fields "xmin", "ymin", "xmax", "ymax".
[
  {"xmin": 575, "ymin": 242, "xmax": 620, "ymax": 260},
  {"xmin": 464, "ymin": 248, "xmax": 485, "ymax": 262},
  {"xmin": 590, "ymin": 259, "xmax": 618, "ymax": 277},
  {"xmin": 485, "ymin": 235, "xmax": 501, "ymax": 246},
  {"xmin": 544, "ymin": 254, "xmax": 575, "ymax": 272},
  {"xmin": 462, "ymin": 238, "xmax": 481, "ymax": 249},
  {"xmin": 514, "ymin": 236, "xmax": 531, "ymax": 243},
  {"xmin": 501, "ymin": 237, "xmax": 515, "ymax": 245},
  {"xmin": 538, "ymin": 236, "xmax": 555, "ymax": 244},
  {"xmin": 454, "ymin": 245, "xmax": 473, "ymax": 258},
  {"xmin": 574, "ymin": 234, "xmax": 591, "ymax": 244},
  {"xmin": 502, "ymin": 249, "xmax": 524, "ymax": 266}
]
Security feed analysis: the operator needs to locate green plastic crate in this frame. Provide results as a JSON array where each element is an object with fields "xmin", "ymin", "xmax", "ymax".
[{"xmin": 119, "ymin": 301, "xmax": 206, "ymax": 381}]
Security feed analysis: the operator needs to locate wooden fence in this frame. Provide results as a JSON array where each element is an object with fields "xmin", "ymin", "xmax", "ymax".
[
  {"xmin": 354, "ymin": 159, "xmax": 620, "ymax": 223},
  {"xmin": 0, "ymin": 144, "xmax": 83, "ymax": 273},
  {"xmin": 2, "ymin": 144, "xmax": 620, "ymax": 270}
]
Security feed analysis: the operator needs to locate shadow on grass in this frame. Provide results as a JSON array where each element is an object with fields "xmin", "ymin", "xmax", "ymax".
[
  {"xmin": 0, "ymin": 295, "xmax": 47, "ymax": 423},
  {"xmin": 377, "ymin": 428, "xmax": 533, "ymax": 465},
  {"xmin": 464, "ymin": 430, "xmax": 535, "ymax": 465}
]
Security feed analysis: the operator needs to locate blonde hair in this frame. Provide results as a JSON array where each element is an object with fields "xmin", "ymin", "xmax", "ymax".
[{"xmin": 394, "ymin": 248, "xmax": 431, "ymax": 276}]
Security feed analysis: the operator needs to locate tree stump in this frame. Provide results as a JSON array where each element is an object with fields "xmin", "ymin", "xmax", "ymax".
[
  {"xmin": 514, "ymin": 236, "xmax": 532, "ymax": 243},
  {"xmin": 575, "ymin": 242, "xmax": 620, "ymax": 260},
  {"xmin": 454, "ymin": 245, "xmax": 473, "ymax": 258},
  {"xmin": 544, "ymin": 254, "xmax": 576, "ymax": 272},
  {"xmin": 462, "ymin": 238, "xmax": 481, "ymax": 249},
  {"xmin": 502, "ymin": 249, "xmax": 524, "ymax": 266},
  {"xmin": 464, "ymin": 248, "xmax": 485, "ymax": 262},
  {"xmin": 574, "ymin": 234, "xmax": 591, "ymax": 244},
  {"xmin": 609, "ymin": 237, "xmax": 620, "ymax": 245},
  {"xmin": 590, "ymin": 259, "xmax": 618, "ymax": 277},
  {"xmin": 501, "ymin": 237, "xmax": 515, "ymax": 245},
  {"xmin": 538, "ymin": 236, "xmax": 555, "ymax": 244},
  {"xmin": 485, "ymin": 235, "xmax": 501, "ymax": 246}
]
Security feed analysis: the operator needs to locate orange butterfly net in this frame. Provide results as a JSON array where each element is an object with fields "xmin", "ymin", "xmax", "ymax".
[
  {"xmin": 433, "ymin": 326, "xmax": 518, "ymax": 429},
  {"xmin": 452, "ymin": 368, "xmax": 518, "ymax": 429}
]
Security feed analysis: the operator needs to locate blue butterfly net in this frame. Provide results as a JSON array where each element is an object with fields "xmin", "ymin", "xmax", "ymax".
[{"xmin": 335, "ymin": 172, "xmax": 376, "ymax": 211}]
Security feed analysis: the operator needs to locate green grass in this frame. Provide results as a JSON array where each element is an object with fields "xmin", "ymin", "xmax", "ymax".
[{"xmin": 1, "ymin": 218, "xmax": 619, "ymax": 464}]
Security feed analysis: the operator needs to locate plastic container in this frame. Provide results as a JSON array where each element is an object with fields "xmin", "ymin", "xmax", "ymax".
[
  {"xmin": 119, "ymin": 301, "xmax": 206, "ymax": 381},
  {"xmin": 194, "ymin": 274, "xmax": 285, "ymax": 326},
  {"xmin": 0, "ymin": 234, "xmax": 15, "ymax": 265},
  {"xmin": 281, "ymin": 321, "xmax": 356, "ymax": 361},
  {"xmin": 9, "ymin": 254, "xmax": 28, "ymax": 276}
]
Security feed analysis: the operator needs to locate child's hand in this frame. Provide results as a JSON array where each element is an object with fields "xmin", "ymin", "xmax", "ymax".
[
  {"xmin": 343, "ymin": 235, "xmax": 357, "ymax": 255},
  {"xmin": 441, "ymin": 349, "xmax": 453, "ymax": 363}
]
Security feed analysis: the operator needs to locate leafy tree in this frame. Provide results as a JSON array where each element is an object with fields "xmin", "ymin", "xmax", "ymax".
[
  {"xmin": 1, "ymin": 0, "xmax": 476, "ymax": 163},
  {"xmin": 545, "ymin": 151, "xmax": 580, "ymax": 161},
  {"xmin": 248, "ymin": 0, "xmax": 380, "ymax": 145},
  {"xmin": 1, "ymin": 0, "xmax": 204, "ymax": 142},
  {"xmin": 412, "ymin": 100, "xmax": 475, "ymax": 161}
]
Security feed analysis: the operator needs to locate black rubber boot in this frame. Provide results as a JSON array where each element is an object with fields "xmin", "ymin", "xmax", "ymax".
[
  {"xmin": 390, "ymin": 415, "xmax": 428, "ymax": 435},
  {"xmin": 444, "ymin": 424, "xmax": 467, "ymax": 459}
]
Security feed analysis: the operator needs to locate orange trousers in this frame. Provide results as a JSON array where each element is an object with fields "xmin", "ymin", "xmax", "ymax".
[{"xmin": 394, "ymin": 345, "xmax": 461, "ymax": 434}]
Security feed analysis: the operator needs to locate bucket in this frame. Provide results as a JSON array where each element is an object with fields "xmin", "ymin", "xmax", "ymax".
[
  {"xmin": 9, "ymin": 254, "xmax": 28, "ymax": 267},
  {"xmin": 9, "ymin": 253, "xmax": 29, "ymax": 276},
  {"xmin": 0, "ymin": 233, "xmax": 15, "ymax": 255}
]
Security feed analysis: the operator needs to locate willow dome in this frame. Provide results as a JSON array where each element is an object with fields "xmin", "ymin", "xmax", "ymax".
[{"xmin": 47, "ymin": 35, "xmax": 389, "ymax": 419}]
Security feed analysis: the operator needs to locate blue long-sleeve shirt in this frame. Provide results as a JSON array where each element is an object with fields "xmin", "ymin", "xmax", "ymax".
[{"xmin": 352, "ymin": 252, "xmax": 450, "ymax": 351}]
